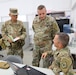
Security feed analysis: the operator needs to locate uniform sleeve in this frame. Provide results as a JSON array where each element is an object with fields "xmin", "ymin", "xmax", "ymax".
[
  {"xmin": 32, "ymin": 16, "xmax": 38, "ymax": 32},
  {"xmin": 19, "ymin": 22, "xmax": 27, "ymax": 40},
  {"xmin": 1, "ymin": 23, "xmax": 9, "ymax": 41},
  {"xmin": 51, "ymin": 60, "xmax": 61, "ymax": 75},
  {"xmin": 1, "ymin": 23, "xmax": 9, "ymax": 48},
  {"xmin": 60, "ymin": 56, "xmax": 72, "ymax": 73},
  {"xmin": 50, "ymin": 17, "xmax": 60, "ymax": 40},
  {"xmin": 47, "ymin": 50, "xmax": 54, "ymax": 55},
  {"xmin": 32, "ymin": 21, "xmax": 35, "ymax": 32},
  {"xmin": 1, "ymin": 23, "xmax": 7, "ymax": 37},
  {"xmin": 32, "ymin": 18, "xmax": 36, "ymax": 32}
]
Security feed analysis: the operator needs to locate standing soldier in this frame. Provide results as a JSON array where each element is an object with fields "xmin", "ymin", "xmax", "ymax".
[
  {"xmin": 1, "ymin": 8, "xmax": 26, "ymax": 58},
  {"xmin": 32, "ymin": 5, "xmax": 60, "ymax": 68}
]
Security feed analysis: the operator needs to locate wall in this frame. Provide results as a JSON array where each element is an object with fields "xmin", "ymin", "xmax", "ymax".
[
  {"xmin": 0, "ymin": 0, "xmax": 71, "ymax": 16},
  {"xmin": 71, "ymin": 0, "xmax": 76, "ymax": 28}
]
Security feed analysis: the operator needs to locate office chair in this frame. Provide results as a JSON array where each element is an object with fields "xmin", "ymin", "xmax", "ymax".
[{"xmin": 2, "ymin": 55, "xmax": 23, "ymax": 64}]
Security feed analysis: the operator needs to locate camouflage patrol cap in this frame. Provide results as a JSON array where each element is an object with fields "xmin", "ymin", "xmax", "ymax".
[{"xmin": 9, "ymin": 8, "xmax": 18, "ymax": 15}]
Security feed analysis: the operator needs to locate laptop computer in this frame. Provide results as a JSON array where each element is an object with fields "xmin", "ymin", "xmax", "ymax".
[
  {"xmin": 7, "ymin": 61, "xmax": 46, "ymax": 75},
  {"xmin": 7, "ymin": 61, "xmax": 28, "ymax": 75}
]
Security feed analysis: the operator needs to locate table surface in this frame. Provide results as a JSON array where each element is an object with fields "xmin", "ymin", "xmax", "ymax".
[{"xmin": 0, "ymin": 61, "xmax": 55, "ymax": 75}]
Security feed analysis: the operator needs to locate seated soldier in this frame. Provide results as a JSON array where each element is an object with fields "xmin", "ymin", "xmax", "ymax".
[{"xmin": 42, "ymin": 32, "xmax": 75, "ymax": 75}]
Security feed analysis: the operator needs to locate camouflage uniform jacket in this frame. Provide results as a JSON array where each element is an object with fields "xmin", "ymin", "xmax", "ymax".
[
  {"xmin": 32, "ymin": 15, "xmax": 60, "ymax": 45},
  {"xmin": 48, "ymin": 47, "xmax": 74, "ymax": 75},
  {"xmin": 1, "ymin": 20, "xmax": 26, "ymax": 49}
]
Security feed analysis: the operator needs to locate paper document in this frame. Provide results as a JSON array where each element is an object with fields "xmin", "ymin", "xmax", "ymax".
[{"xmin": 13, "ymin": 37, "xmax": 20, "ymax": 42}]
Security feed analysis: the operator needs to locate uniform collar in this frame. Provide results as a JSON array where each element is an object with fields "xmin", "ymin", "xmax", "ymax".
[{"xmin": 9, "ymin": 20, "xmax": 19, "ymax": 24}]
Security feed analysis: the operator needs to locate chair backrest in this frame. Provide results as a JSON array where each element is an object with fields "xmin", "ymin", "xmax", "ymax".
[{"xmin": 2, "ymin": 55, "xmax": 23, "ymax": 64}]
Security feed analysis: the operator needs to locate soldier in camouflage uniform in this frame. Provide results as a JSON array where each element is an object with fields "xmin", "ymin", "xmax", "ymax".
[
  {"xmin": 42, "ymin": 33, "xmax": 75, "ymax": 75},
  {"xmin": 32, "ymin": 5, "xmax": 60, "ymax": 68},
  {"xmin": 1, "ymin": 8, "xmax": 26, "ymax": 58}
]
